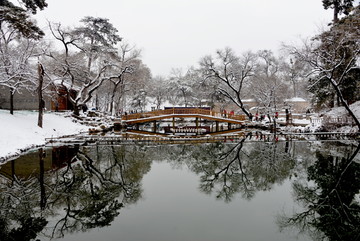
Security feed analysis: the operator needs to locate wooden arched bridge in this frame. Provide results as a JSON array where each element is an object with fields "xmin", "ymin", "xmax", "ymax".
[{"xmin": 120, "ymin": 107, "xmax": 247, "ymax": 133}]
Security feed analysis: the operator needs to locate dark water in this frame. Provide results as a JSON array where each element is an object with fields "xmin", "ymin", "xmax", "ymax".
[{"xmin": 0, "ymin": 138, "xmax": 359, "ymax": 241}]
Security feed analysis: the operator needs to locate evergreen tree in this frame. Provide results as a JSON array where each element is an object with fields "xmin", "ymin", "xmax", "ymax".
[
  {"xmin": 322, "ymin": 0, "xmax": 354, "ymax": 22},
  {"xmin": 72, "ymin": 16, "xmax": 122, "ymax": 71},
  {"xmin": 310, "ymin": 5, "xmax": 360, "ymax": 108},
  {"xmin": 0, "ymin": 0, "xmax": 47, "ymax": 39}
]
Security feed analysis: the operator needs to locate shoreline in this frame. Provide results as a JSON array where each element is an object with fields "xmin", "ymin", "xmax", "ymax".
[{"xmin": 0, "ymin": 110, "xmax": 90, "ymax": 163}]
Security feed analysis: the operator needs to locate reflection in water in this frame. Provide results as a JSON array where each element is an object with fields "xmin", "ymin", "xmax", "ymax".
[
  {"xmin": 165, "ymin": 134, "xmax": 297, "ymax": 202},
  {"xmin": 0, "ymin": 138, "xmax": 359, "ymax": 241},
  {"xmin": 278, "ymin": 142, "xmax": 360, "ymax": 241},
  {"xmin": 0, "ymin": 145, "xmax": 151, "ymax": 240}
]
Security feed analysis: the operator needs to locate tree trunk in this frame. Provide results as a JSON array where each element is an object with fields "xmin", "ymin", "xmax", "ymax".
[
  {"xmin": 181, "ymin": 89, "xmax": 188, "ymax": 107},
  {"xmin": 237, "ymin": 101, "xmax": 251, "ymax": 119},
  {"xmin": 73, "ymin": 104, "xmax": 80, "ymax": 116},
  {"xmin": 109, "ymin": 85, "xmax": 116, "ymax": 115},
  {"xmin": 67, "ymin": 92, "xmax": 80, "ymax": 116},
  {"xmin": 95, "ymin": 92, "xmax": 99, "ymax": 110},
  {"xmin": 38, "ymin": 63, "xmax": 44, "ymax": 128},
  {"xmin": 236, "ymin": 94, "xmax": 251, "ymax": 119},
  {"xmin": 9, "ymin": 88, "xmax": 14, "ymax": 115},
  {"xmin": 293, "ymin": 81, "xmax": 297, "ymax": 97},
  {"xmin": 333, "ymin": 4, "xmax": 339, "ymax": 23}
]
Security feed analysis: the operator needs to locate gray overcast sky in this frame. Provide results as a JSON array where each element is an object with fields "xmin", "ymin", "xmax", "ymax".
[{"xmin": 36, "ymin": 0, "xmax": 333, "ymax": 76}]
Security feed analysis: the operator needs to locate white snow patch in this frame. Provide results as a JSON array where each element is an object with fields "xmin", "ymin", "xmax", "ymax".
[{"xmin": 0, "ymin": 110, "xmax": 89, "ymax": 161}]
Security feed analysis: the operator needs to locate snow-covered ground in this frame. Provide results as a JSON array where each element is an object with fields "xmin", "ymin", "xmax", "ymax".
[
  {"xmin": 316, "ymin": 101, "xmax": 360, "ymax": 133},
  {"xmin": 322, "ymin": 101, "xmax": 360, "ymax": 118},
  {"xmin": 0, "ymin": 110, "xmax": 89, "ymax": 162}
]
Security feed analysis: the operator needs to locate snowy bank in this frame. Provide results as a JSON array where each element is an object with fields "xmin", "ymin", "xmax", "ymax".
[
  {"xmin": 0, "ymin": 110, "xmax": 89, "ymax": 162},
  {"xmin": 284, "ymin": 101, "xmax": 360, "ymax": 133},
  {"xmin": 319, "ymin": 101, "xmax": 360, "ymax": 133},
  {"xmin": 322, "ymin": 101, "xmax": 360, "ymax": 119}
]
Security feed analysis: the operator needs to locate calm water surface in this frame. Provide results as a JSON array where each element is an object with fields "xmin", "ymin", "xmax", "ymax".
[{"xmin": 0, "ymin": 138, "xmax": 359, "ymax": 241}]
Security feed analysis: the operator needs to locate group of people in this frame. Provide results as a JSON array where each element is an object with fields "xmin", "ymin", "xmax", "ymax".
[
  {"xmin": 119, "ymin": 109, "xmax": 140, "ymax": 117},
  {"xmin": 222, "ymin": 109, "xmax": 235, "ymax": 118},
  {"xmin": 221, "ymin": 109, "xmax": 281, "ymax": 122},
  {"xmin": 253, "ymin": 111, "xmax": 279, "ymax": 121}
]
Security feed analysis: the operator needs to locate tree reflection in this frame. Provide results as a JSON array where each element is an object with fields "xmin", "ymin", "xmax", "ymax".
[
  {"xmin": 278, "ymin": 142, "xmax": 360, "ymax": 241},
  {"xmin": 48, "ymin": 145, "xmax": 151, "ymax": 238},
  {"xmin": 197, "ymin": 136, "xmax": 256, "ymax": 201},
  {"xmin": 0, "ymin": 144, "xmax": 151, "ymax": 240},
  {"xmin": 168, "ymin": 134, "xmax": 296, "ymax": 202},
  {"xmin": 0, "ymin": 216, "xmax": 47, "ymax": 241},
  {"xmin": 0, "ymin": 148, "xmax": 50, "ymax": 241}
]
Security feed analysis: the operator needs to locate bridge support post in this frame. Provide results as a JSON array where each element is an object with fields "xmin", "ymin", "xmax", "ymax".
[
  {"xmin": 228, "ymin": 123, "xmax": 232, "ymax": 130},
  {"xmin": 153, "ymin": 120, "xmax": 157, "ymax": 132},
  {"xmin": 172, "ymin": 117, "xmax": 175, "ymax": 130},
  {"xmin": 216, "ymin": 121, "xmax": 219, "ymax": 132}
]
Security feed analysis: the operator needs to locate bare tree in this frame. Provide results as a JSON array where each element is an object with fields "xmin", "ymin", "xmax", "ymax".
[
  {"xmin": 281, "ymin": 56, "xmax": 310, "ymax": 98},
  {"xmin": 107, "ymin": 43, "xmax": 140, "ymax": 115},
  {"xmin": 0, "ymin": 22, "xmax": 39, "ymax": 114},
  {"xmin": 45, "ymin": 22, "xmax": 124, "ymax": 116},
  {"xmin": 148, "ymin": 75, "xmax": 168, "ymax": 109},
  {"xmin": 123, "ymin": 59, "xmax": 151, "ymax": 112},
  {"xmin": 200, "ymin": 48, "xmax": 257, "ymax": 119},
  {"xmin": 167, "ymin": 68, "xmax": 199, "ymax": 107},
  {"xmin": 249, "ymin": 50, "xmax": 288, "ymax": 121}
]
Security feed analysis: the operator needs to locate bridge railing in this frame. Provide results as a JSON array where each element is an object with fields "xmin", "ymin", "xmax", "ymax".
[
  {"xmin": 323, "ymin": 117, "xmax": 356, "ymax": 125},
  {"xmin": 122, "ymin": 108, "xmax": 246, "ymax": 121},
  {"xmin": 310, "ymin": 117, "xmax": 356, "ymax": 126},
  {"xmin": 122, "ymin": 108, "xmax": 208, "ymax": 120}
]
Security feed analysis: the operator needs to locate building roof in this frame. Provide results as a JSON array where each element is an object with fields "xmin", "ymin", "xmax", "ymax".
[{"xmin": 285, "ymin": 97, "xmax": 308, "ymax": 102}]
